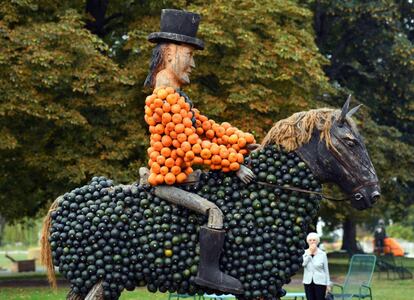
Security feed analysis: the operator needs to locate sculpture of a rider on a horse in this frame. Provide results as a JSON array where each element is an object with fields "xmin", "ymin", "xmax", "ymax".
[{"xmin": 141, "ymin": 9, "xmax": 259, "ymax": 294}]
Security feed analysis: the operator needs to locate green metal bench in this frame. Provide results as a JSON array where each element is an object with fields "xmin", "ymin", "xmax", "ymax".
[
  {"xmin": 283, "ymin": 292, "xmax": 306, "ymax": 299},
  {"xmin": 332, "ymin": 254, "xmax": 376, "ymax": 300}
]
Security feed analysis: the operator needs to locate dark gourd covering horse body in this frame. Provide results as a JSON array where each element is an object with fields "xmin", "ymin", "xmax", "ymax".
[{"xmin": 41, "ymin": 104, "xmax": 380, "ymax": 300}]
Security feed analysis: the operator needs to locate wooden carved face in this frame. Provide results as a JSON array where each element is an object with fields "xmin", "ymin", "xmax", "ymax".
[{"xmin": 164, "ymin": 43, "xmax": 195, "ymax": 85}]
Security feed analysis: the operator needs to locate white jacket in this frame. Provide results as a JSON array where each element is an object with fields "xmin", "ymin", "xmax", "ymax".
[{"xmin": 302, "ymin": 248, "xmax": 331, "ymax": 286}]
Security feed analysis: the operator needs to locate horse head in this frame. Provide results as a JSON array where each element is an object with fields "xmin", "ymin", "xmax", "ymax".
[{"xmin": 296, "ymin": 96, "xmax": 380, "ymax": 210}]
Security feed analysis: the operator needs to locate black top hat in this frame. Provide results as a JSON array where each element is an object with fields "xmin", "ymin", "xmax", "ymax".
[{"xmin": 148, "ymin": 9, "xmax": 204, "ymax": 50}]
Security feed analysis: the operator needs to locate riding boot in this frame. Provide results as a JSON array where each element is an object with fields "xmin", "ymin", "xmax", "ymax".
[{"xmin": 194, "ymin": 226, "xmax": 244, "ymax": 294}]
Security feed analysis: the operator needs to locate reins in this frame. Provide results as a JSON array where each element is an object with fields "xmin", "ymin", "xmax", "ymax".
[
  {"xmin": 255, "ymin": 181, "xmax": 351, "ymax": 202},
  {"xmin": 180, "ymin": 179, "xmax": 351, "ymax": 202}
]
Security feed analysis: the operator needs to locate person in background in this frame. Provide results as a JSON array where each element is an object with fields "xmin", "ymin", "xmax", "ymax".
[
  {"xmin": 374, "ymin": 219, "xmax": 387, "ymax": 254},
  {"xmin": 302, "ymin": 232, "xmax": 331, "ymax": 300}
]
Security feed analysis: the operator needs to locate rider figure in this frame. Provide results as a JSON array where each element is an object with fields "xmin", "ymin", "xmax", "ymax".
[{"xmin": 141, "ymin": 9, "xmax": 258, "ymax": 294}]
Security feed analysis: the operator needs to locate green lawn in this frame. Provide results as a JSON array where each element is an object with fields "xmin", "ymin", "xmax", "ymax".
[{"xmin": 0, "ymin": 256, "xmax": 413, "ymax": 299}]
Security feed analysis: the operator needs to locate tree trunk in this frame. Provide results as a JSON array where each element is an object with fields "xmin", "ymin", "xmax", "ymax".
[
  {"xmin": 0, "ymin": 214, "xmax": 6, "ymax": 247},
  {"xmin": 341, "ymin": 216, "xmax": 358, "ymax": 254}
]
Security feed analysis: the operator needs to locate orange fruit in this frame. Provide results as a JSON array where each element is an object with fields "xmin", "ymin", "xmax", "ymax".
[
  {"xmin": 171, "ymin": 104, "xmax": 181, "ymax": 114},
  {"xmin": 148, "ymin": 173, "xmax": 157, "ymax": 185},
  {"xmin": 145, "ymin": 94, "xmax": 156, "ymax": 106},
  {"xmin": 165, "ymin": 87, "xmax": 175, "ymax": 94},
  {"xmin": 154, "ymin": 107, "xmax": 163, "ymax": 116},
  {"xmin": 192, "ymin": 143, "xmax": 201, "ymax": 154},
  {"xmin": 155, "ymin": 174, "xmax": 164, "ymax": 184},
  {"xmin": 184, "ymin": 127, "xmax": 195, "ymax": 136},
  {"xmin": 170, "ymin": 149, "xmax": 177, "ymax": 159},
  {"xmin": 160, "ymin": 166, "xmax": 169, "ymax": 175},
  {"xmin": 171, "ymin": 166, "xmax": 181, "ymax": 175},
  {"xmin": 146, "ymin": 116, "xmax": 155, "ymax": 126},
  {"xmin": 219, "ymin": 148, "xmax": 229, "ymax": 159},
  {"xmin": 147, "ymin": 147, "xmax": 154, "ymax": 155},
  {"xmin": 177, "ymin": 133, "xmax": 187, "ymax": 143},
  {"xmin": 229, "ymin": 162, "xmax": 239, "ymax": 171},
  {"xmin": 160, "ymin": 147, "xmax": 171, "ymax": 157},
  {"xmin": 162, "ymin": 102, "xmax": 171, "ymax": 113},
  {"xmin": 236, "ymin": 153, "xmax": 244, "ymax": 163},
  {"xmin": 177, "ymin": 97, "xmax": 186, "ymax": 108},
  {"xmin": 199, "ymin": 114, "xmax": 208, "ymax": 122},
  {"xmin": 162, "ymin": 113, "xmax": 172, "ymax": 124},
  {"xmin": 165, "ymin": 158, "xmax": 175, "ymax": 168},
  {"xmin": 228, "ymin": 134, "xmax": 238, "ymax": 144},
  {"xmin": 151, "ymin": 133, "xmax": 161, "ymax": 142},
  {"xmin": 151, "ymin": 162, "xmax": 161, "ymax": 173},
  {"xmin": 215, "ymin": 126, "xmax": 225, "ymax": 137},
  {"xmin": 175, "ymin": 123, "xmax": 185, "ymax": 134},
  {"xmin": 222, "ymin": 135, "xmax": 229, "ymax": 144},
  {"xmin": 169, "ymin": 131, "xmax": 177, "ymax": 139},
  {"xmin": 172, "ymin": 113, "xmax": 183, "ymax": 124},
  {"xmin": 149, "ymin": 125, "xmax": 156, "ymax": 134},
  {"xmin": 221, "ymin": 159, "xmax": 230, "ymax": 167},
  {"xmin": 149, "ymin": 152, "xmax": 159, "ymax": 162},
  {"xmin": 245, "ymin": 133, "xmax": 255, "ymax": 143},
  {"xmin": 228, "ymin": 152, "xmax": 238, "ymax": 163},
  {"xmin": 221, "ymin": 122, "xmax": 231, "ymax": 129},
  {"xmin": 222, "ymin": 167, "xmax": 230, "ymax": 172},
  {"xmin": 175, "ymin": 157, "xmax": 184, "ymax": 166},
  {"xmin": 211, "ymin": 155, "xmax": 222, "ymax": 165},
  {"xmin": 154, "ymin": 124, "xmax": 164, "ymax": 134},
  {"xmin": 181, "ymin": 141, "xmax": 192, "ymax": 152},
  {"xmin": 210, "ymin": 144, "xmax": 220, "ymax": 155},
  {"xmin": 164, "ymin": 173, "xmax": 176, "ymax": 185},
  {"xmin": 237, "ymin": 137, "xmax": 247, "ymax": 148},
  {"xmin": 153, "ymin": 141, "xmax": 163, "ymax": 152},
  {"xmin": 185, "ymin": 151, "xmax": 195, "ymax": 161},
  {"xmin": 200, "ymin": 148, "xmax": 212, "ymax": 159},
  {"xmin": 232, "ymin": 144, "xmax": 240, "ymax": 151},
  {"xmin": 176, "ymin": 173, "xmax": 187, "ymax": 183},
  {"xmin": 184, "ymin": 167, "xmax": 193, "ymax": 175},
  {"xmin": 206, "ymin": 129, "xmax": 215, "ymax": 139},
  {"xmin": 225, "ymin": 127, "xmax": 235, "ymax": 136},
  {"xmin": 157, "ymin": 89, "xmax": 168, "ymax": 100},
  {"xmin": 166, "ymin": 122, "xmax": 175, "ymax": 131},
  {"xmin": 202, "ymin": 121, "xmax": 211, "ymax": 131},
  {"xmin": 196, "ymin": 127, "xmax": 204, "ymax": 135},
  {"xmin": 145, "ymin": 106, "xmax": 153, "ymax": 117},
  {"xmin": 239, "ymin": 149, "xmax": 248, "ymax": 155},
  {"xmin": 154, "ymin": 98, "xmax": 163, "ymax": 108},
  {"xmin": 156, "ymin": 155, "xmax": 166, "ymax": 165},
  {"xmin": 161, "ymin": 135, "xmax": 172, "ymax": 147},
  {"xmin": 201, "ymin": 140, "xmax": 211, "ymax": 149},
  {"xmin": 193, "ymin": 157, "xmax": 204, "ymax": 164},
  {"xmin": 153, "ymin": 114, "xmax": 161, "ymax": 123},
  {"xmin": 183, "ymin": 118, "xmax": 193, "ymax": 128},
  {"xmin": 172, "ymin": 139, "xmax": 181, "ymax": 148},
  {"xmin": 188, "ymin": 134, "xmax": 198, "ymax": 145},
  {"xmin": 203, "ymin": 159, "xmax": 212, "ymax": 165},
  {"xmin": 166, "ymin": 93, "xmax": 178, "ymax": 105},
  {"xmin": 176, "ymin": 148, "xmax": 185, "ymax": 157}
]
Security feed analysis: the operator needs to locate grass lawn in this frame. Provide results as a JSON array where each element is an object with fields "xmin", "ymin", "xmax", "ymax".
[{"xmin": 0, "ymin": 256, "xmax": 413, "ymax": 299}]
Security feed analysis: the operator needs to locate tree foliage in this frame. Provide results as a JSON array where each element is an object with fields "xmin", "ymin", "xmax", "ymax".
[
  {"xmin": 309, "ymin": 0, "xmax": 414, "ymax": 232},
  {"xmin": 0, "ymin": 0, "xmax": 331, "ymax": 221}
]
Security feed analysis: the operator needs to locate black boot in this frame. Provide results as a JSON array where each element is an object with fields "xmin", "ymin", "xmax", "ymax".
[{"xmin": 194, "ymin": 226, "xmax": 244, "ymax": 294}]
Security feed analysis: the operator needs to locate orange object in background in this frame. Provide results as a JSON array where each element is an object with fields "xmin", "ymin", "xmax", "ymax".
[{"xmin": 383, "ymin": 237, "xmax": 404, "ymax": 256}]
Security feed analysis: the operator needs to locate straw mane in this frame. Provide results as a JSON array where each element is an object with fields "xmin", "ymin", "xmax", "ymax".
[{"xmin": 261, "ymin": 108, "xmax": 340, "ymax": 152}]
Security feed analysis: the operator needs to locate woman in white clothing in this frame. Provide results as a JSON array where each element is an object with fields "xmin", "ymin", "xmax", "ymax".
[{"xmin": 302, "ymin": 232, "xmax": 331, "ymax": 300}]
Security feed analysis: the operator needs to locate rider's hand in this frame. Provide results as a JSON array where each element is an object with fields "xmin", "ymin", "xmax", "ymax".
[
  {"xmin": 247, "ymin": 143, "xmax": 261, "ymax": 152},
  {"xmin": 236, "ymin": 165, "xmax": 256, "ymax": 184}
]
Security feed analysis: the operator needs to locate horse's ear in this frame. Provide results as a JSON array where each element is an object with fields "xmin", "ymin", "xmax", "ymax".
[
  {"xmin": 347, "ymin": 104, "xmax": 362, "ymax": 118},
  {"xmin": 338, "ymin": 94, "xmax": 351, "ymax": 125}
]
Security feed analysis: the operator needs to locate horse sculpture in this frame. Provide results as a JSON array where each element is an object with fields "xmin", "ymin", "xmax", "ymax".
[{"xmin": 41, "ymin": 97, "xmax": 380, "ymax": 300}]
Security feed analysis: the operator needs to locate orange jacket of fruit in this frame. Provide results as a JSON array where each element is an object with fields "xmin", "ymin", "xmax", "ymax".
[{"xmin": 144, "ymin": 87, "xmax": 256, "ymax": 186}]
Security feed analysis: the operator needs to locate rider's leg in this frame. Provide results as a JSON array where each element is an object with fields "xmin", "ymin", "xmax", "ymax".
[{"xmin": 152, "ymin": 184, "xmax": 243, "ymax": 294}]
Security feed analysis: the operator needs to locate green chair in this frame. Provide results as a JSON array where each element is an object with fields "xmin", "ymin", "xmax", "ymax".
[
  {"xmin": 332, "ymin": 254, "xmax": 376, "ymax": 300},
  {"xmin": 168, "ymin": 293, "xmax": 202, "ymax": 300}
]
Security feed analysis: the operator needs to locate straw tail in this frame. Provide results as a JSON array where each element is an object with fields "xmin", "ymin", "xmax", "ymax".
[{"xmin": 40, "ymin": 196, "xmax": 61, "ymax": 290}]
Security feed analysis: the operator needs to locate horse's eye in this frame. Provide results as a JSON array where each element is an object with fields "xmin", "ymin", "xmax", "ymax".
[{"xmin": 345, "ymin": 139, "xmax": 356, "ymax": 147}]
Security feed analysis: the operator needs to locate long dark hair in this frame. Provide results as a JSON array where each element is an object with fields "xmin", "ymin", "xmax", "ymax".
[{"xmin": 144, "ymin": 43, "xmax": 166, "ymax": 88}]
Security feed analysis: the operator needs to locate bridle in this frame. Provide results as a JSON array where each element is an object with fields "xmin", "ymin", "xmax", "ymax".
[{"xmin": 256, "ymin": 181, "xmax": 351, "ymax": 202}]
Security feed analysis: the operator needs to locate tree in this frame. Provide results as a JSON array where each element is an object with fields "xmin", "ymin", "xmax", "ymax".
[
  {"xmin": 308, "ymin": 0, "xmax": 414, "ymax": 251},
  {"xmin": 0, "ymin": 0, "xmax": 331, "ymax": 221}
]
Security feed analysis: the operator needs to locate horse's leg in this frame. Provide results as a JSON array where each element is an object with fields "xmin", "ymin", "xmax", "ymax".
[
  {"xmin": 66, "ymin": 289, "xmax": 84, "ymax": 300},
  {"xmin": 85, "ymin": 281, "xmax": 104, "ymax": 300}
]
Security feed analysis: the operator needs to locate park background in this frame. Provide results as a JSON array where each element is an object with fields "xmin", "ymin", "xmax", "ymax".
[{"xmin": 0, "ymin": 0, "xmax": 413, "ymax": 299}]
